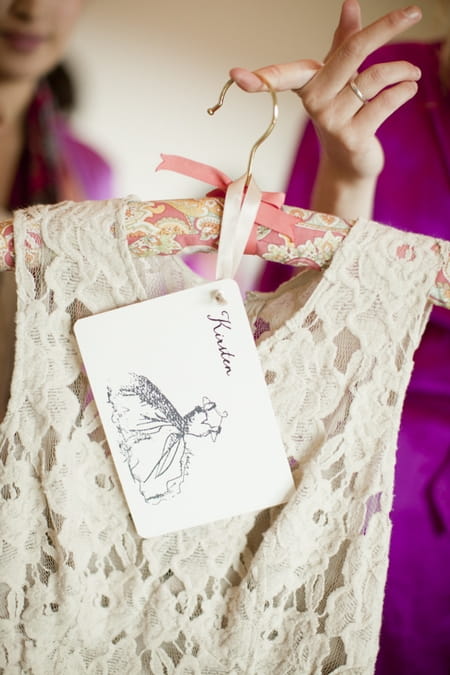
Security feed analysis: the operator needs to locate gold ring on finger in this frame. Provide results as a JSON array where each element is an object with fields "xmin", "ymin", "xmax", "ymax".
[{"xmin": 349, "ymin": 79, "xmax": 369, "ymax": 105}]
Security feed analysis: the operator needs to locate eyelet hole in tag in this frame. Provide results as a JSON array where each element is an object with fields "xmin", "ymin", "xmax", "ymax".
[{"xmin": 75, "ymin": 279, "xmax": 294, "ymax": 538}]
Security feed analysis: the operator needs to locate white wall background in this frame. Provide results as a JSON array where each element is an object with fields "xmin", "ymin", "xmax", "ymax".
[{"xmin": 67, "ymin": 0, "xmax": 444, "ymax": 202}]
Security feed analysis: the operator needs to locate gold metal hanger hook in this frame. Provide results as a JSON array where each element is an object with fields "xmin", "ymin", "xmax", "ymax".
[{"xmin": 207, "ymin": 73, "xmax": 278, "ymax": 187}]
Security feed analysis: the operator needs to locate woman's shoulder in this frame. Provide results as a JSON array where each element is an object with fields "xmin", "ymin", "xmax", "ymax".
[{"xmin": 55, "ymin": 117, "xmax": 116, "ymax": 200}]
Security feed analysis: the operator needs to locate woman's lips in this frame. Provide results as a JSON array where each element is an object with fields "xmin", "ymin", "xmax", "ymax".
[{"xmin": 1, "ymin": 31, "xmax": 46, "ymax": 53}]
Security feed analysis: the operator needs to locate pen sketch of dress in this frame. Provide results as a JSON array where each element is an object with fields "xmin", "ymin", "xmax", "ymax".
[{"xmin": 107, "ymin": 373, "xmax": 227, "ymax": 504}]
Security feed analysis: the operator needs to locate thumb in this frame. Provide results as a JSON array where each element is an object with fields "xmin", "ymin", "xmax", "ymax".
[{"xmin": 230, "ymin": 60, "xmax": 322, "ymax": 93}]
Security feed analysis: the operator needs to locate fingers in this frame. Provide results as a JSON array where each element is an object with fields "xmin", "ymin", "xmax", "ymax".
[
  {"xmin": 230, "ymin": 4, "xmax": 421, "ymax": 98},
  {"xmin": 353, "ymin": 79, "xmax": 419, "ymax": 135},
  {"xmin": 343, "ymin": 60, "xmax": 421, "ymax": 111},
  {"xmin": 314, "ymin": 5, "xmax": 422, "ymax": 98},
  {"xmin": 301, "ymin": 59, "xmax": 421, "ymax": 147},
  {"xmin": 230, "ymin": 61, "xmax": 322, "ymax": 93},
  {"xmin": 325, "ymin": 0, "xmax": 362, "ymax": 62}
]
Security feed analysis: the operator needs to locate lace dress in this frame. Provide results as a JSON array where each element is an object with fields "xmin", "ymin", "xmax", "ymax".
[{"xmin": 0, "ymin": 198, "xmax": 446, "ymax": 674}]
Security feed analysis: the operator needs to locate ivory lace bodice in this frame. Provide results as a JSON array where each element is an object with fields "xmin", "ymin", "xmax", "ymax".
[{"xmin": 0, "ymin": 199, "xmax": 446, "ymax": 674}]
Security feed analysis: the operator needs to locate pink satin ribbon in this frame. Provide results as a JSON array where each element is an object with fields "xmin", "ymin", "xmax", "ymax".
[{"xmin": 156, "ymin": 154, "xmax": 300, "ymax": 254}]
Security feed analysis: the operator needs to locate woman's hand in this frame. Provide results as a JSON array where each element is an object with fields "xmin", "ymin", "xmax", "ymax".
[{"xmin": 230, "ymin": 0, "xmax": 422, "ymax": 219}]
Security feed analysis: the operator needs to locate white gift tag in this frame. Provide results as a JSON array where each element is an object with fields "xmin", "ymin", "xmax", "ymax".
[{"xmin": 74, "ymin": 278, "xmax": 294, "ymax": 538}]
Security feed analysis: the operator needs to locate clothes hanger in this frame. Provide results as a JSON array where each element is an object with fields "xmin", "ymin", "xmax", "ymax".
[
  {"xmin": 0, "ymin": 79, "xmax": 449, "ymax": 310},
  {"xmin": 207, "ymin": 74, "xmax": 278, "ymax": 189}
]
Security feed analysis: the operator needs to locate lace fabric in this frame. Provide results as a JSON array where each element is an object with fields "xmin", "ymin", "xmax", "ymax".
[{"xmin": 0, "ymin": 199, "xmax": 446, "ymax": 674}]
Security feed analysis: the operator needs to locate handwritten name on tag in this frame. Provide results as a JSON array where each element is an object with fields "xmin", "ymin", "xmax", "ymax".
[
  {"xmin": 207, "ymin": 309, "xmax": 235, "ymax": 375},
  {"xmin": 74, "ymin": 279, "xmax": 294, "ymax": 538}
]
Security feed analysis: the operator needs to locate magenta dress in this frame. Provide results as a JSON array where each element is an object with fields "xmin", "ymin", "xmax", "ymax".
[{"xmin": 258, "ymin": 41, "xmax": 450, "ymax": 674}]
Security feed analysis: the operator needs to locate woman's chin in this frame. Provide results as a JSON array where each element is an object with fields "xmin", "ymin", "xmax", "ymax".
[{"xmin": 0, "ymin": 47, "xmax": 58, "ymax": 83}]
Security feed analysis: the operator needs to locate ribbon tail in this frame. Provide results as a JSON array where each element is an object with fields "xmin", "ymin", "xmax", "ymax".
[
  {"xmin": 157, "ymin": 154, "xmax": 231, "ymax": 191},
  {"xmin": 216, "ymin": 176, "xmax": 262, "ymax": 280}
]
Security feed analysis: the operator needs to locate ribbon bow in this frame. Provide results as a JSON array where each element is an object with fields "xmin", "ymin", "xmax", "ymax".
[{"xmin": 156, "ymin": 154, "xmax": 299, "ymax": 255}]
